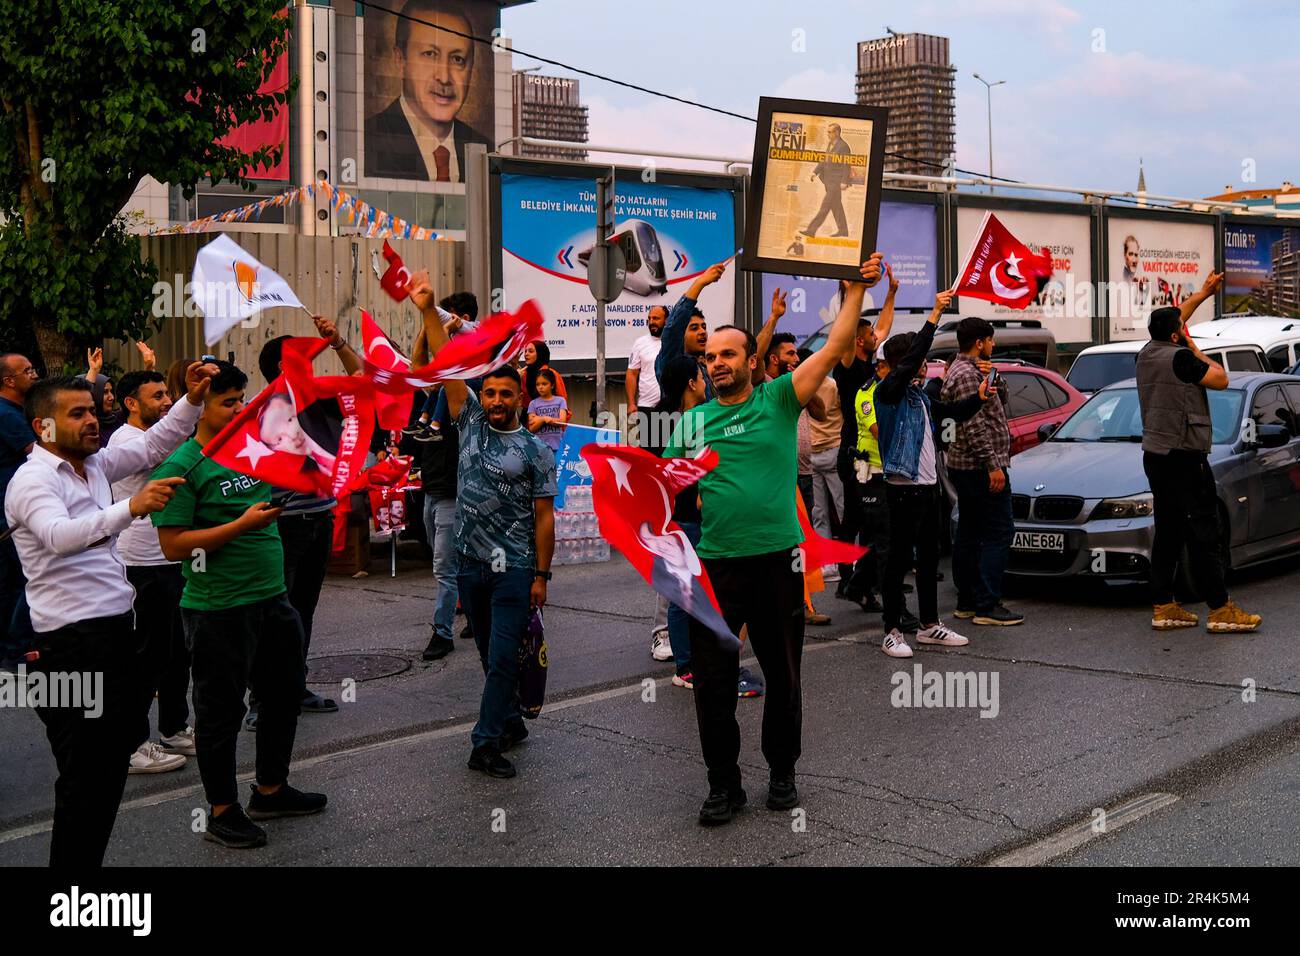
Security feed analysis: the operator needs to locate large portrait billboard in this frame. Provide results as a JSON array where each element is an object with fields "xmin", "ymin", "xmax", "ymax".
[
  {"xmin": 362, "ymin": 0, "xmax": 495, "ymax": 183},
  {"xmin": 956, "ymin": 206, "xmax": 1094, "ymax": 344},
  {"xmin": 1223, "ymin": 222, "xmax": 1300, "ymax": 319},
  {"xmin": 1108, "ymin": 217, "xmax": 1216, "ymax": 340},
  {"xmin": 499, "ymin": 172, "xmax": 739, "ymax": 361}
]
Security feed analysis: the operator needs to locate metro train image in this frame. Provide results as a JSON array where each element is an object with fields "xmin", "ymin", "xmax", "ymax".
[{"xmin": 577, "ymin": 218, "xmax": 668, "ymax": 297}]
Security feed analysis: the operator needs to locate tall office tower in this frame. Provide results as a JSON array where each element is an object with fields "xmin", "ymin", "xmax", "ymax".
[
  {"xmin": 855, "ymin": 33, "xmax": 956, "ymax": 177},
  {"xmin": 513, "ymin": 71, "xmax": 589, "ymax": 160}
]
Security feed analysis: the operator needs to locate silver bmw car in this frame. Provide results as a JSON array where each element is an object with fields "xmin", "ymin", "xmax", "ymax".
[{"xmin": 1004, "ymin": 373, "xmax": 1300, "ymax": 584}]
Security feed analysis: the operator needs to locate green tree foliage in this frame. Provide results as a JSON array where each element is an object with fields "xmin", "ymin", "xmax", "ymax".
[{"xmin": 0, "ymin": 0, "xmax": 295, "ymax": 372}]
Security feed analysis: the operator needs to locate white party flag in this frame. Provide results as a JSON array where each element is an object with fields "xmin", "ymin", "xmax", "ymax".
[{"xmin": 192, "ymin": 234, "xmax": 305, "ymax": 345}]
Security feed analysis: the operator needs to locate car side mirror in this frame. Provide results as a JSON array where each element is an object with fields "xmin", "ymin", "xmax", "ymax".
[
  {"xmin": 1256, "ymin": 423, "xmax": 1290, "ymax": 449},
  {"xmin": 1037, "ymin": 422, "xmax": 1058, "ymax": 443}
]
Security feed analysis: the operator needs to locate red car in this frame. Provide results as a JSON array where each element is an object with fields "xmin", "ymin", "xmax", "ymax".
[{"xmin": 923, "ymin": 360, "xmax": 1085, "ymax": 456}]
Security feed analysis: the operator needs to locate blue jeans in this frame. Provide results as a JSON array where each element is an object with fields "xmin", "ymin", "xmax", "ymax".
[
  {"xmin": 457, "ymin": 557, "xmax": 533, "ymax": 749},
  {"xmin": 422, "ymin": 496, "xmax": 460, "ymax": 641},
  {"xmin": 948, "ymin": 467, "xmax": 1015, "ymax": 612},
  {"xmin": 665, "ymin": 521, "xmax": 700, "ymax": 674}
]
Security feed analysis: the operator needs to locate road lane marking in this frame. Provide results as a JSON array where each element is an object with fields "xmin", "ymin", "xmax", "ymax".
[{"xmin": 986, "ymin": 792, "xmax": 1180, "ymax": 867}]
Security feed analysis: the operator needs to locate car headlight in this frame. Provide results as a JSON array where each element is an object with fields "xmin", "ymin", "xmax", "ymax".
[{"xmin": 1090, "ymin": 494, "xmax": 1154, "ymax": 519}]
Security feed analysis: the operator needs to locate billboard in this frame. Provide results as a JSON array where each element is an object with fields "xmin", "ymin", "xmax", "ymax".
[
  {"xmin": 362, "ymin": 0, "xmax": 495, "ymax": 182},
  {"xmin": 1223, "ymin": 222, "xmax": 1300, "ymax": 319},
  {"xmin": 499, "ymin": 172, "xmax": 739, "ymax": 361},
  {"xmin": 1108, "ymin": 217, "xmax": 1217, "ymax": 340},
  {"xmin": 760, "ymin": 200, "xmax": 939, "ymax": 338},
  {"xmin": 956, "ymin": 206, "xmax": 1094, "ymax": 344}
]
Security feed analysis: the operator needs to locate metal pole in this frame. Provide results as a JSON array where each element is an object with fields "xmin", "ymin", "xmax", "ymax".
[
  {"xmin": 594, "ymin": 168, "xmax": 615, "ymax": 418},
  {"xmin": 986, "ymin": 84, "xmax": 994, "ymax": 194},
  {"xmin": 390, "ymin": 528, "xmax": 397, "ymax": 578}
]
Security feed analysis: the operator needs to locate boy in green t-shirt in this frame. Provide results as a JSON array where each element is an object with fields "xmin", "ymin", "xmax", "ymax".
[{"xmin": 151, "ymin": 361, "xmax": 326, "ymax": 849}]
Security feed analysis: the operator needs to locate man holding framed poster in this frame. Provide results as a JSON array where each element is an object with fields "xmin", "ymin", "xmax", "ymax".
[{"xmin": 742, "ymin": 98, "xmax": 889, "ymax": 282}]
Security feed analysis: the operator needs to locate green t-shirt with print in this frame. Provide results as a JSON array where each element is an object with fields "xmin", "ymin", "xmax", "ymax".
[
  {"xmin": 662, "ymin": 374, "xmax": 803, "ymax": 559},
  {"xmin": 150, "ymin": 439, "xmax": 286, "ymax": 611}
]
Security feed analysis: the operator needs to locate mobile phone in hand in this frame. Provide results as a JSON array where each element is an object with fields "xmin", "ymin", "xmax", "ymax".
[{"xmin": 984, "ymin": 367, "xmax": 1000, "ymax": 390}]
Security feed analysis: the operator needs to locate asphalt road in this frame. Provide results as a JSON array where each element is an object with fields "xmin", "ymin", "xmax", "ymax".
[{"xmin": 3, "ymin": 542, "xmax": 1300, "ymax": 867}]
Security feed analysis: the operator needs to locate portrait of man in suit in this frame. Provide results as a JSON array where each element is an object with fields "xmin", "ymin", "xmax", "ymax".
[
  {"xmin": 364, "ymin": 0, "xmax": 493, "ymax": 182},
  {"xmin": 801, "ymin": 123, "xmax": 853, "ymax": 238}
]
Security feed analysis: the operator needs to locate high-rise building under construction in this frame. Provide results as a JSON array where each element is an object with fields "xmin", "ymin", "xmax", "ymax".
[{"xmin": 855, "ymin": 33, "xmax": 956, "ymax": 178}]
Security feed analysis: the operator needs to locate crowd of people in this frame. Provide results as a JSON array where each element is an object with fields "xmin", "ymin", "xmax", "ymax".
[{"xmin": 0, "ymin": 249, "xmax": 1263, "ymax": 862}]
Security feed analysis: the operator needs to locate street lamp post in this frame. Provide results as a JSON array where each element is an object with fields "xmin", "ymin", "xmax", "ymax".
[{"xmin": 973, "ymin": 73, "xmax": 1006, "ymax": 194}]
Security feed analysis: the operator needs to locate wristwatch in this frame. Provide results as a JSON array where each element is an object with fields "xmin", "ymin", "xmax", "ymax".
[{"xmin": 534, "ymin": 570, "xmax": 553, "ymax": 581}]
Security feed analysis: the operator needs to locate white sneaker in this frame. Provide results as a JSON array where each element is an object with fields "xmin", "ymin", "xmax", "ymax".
[
  {"xmin": 881, "ymin": 629, "xmax": 913, "ymax": 658},
  {"xmin": 916, "ymin": 622, "xmax": 970, "ymax": 647},
  {"xmin": 129, "ymin": 741, "xmax": 187, "ymax": 774},
  {"xmin": 820, "ymin": 564, "xmax": 841, "ymax": 583},
  {"xmin": 650, "ymin": 629, "xmax": 673, "ymax": 662},
  {"xmin": 160, "ymin": 726, "xmax": 197, "ymax": 756}
]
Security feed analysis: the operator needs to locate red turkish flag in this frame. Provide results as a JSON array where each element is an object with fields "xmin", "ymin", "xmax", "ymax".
[
  {"xmin": 953, "ymin": 212, "xmax": 1053, "ymax": 310},
  {"xmin": 581, "ymin": 444, "xmax": 738, "ymax": 649},
  {"xmin": 360, "ymin": 310, "xmax": 417, "ymax": 430},
  {"xmin": 203, "ymin": 338, "xmax": 375, "ymax": 497},
  {"xmin": 379, "ymin": 240, "xmax": 412, "ymax": 302},
  {"xmin": 796, "ymin": 494, "xmax": 868, "ymax": 568}
]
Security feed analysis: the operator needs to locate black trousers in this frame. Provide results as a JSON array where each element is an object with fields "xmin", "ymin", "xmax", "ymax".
[
  {"xmin": 278, "ymin": 511, "xmax": 334, "ymax": 665},
  {"xmin": 126, "ymin": 563, "xmax": 190, "ymax": 743},
  {"xmin": 856, "ymin": 473, "xmax": 892, "ymax": 595},
  {"xmin": 30, "ymin": 611, "xmax": 136, "ymax": 867},
  {"xmin": 883, "ymin": 484, "xmax": 941, "ymax": 631},
  {"xmin": 183, "ymin": 593, "xmax": 304, "ymax": 807},
  {"xmin": 807, "ymin": 182, "xmax": 848, "ymax": 235},
  {"xmin": 837, "ymin": 449, "xmax": 874, "ymax": 593},
  {"xmin": 1143, "ymin": 450, "xmax": 1228, "ymax": 608},
  {"xmin": 687, "ymin": 550, "xmax": 805, "ymax": 791}
]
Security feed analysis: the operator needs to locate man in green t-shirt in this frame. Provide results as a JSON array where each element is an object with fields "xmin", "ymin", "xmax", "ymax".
[
  {"xmin": 151, "ymin": 361, "xmax": 326, "ymax": 849},
  {"xmin": 664, "ymin": 253, "xmax": 883, "ymax": 826}
]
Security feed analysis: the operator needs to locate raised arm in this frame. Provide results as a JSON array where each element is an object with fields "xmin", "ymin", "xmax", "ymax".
[
  {"xmin": 754, "ymin": 287, "xmax": 788, "ymax": 386},
  {"xmin": 874, "ymin": 262, "xmax": 901, "ymax": 344},
  {"xmin": 1180, "ymin": 271, "xmax": 1223, "ymax": 327},
  {"xmin": 876, "ymin": 290, "xmax": 950, "ymax": 405},
  {"xmin": 409, "ymin": 269, "xmax": 467, "ymax": 419},
  {"xmin": 98, "ymin": 362, "xmax": 212, "ymax": 484},
  {"xmin": 313, "ymin": 315, "xmax": 363, "ymax": 376},
  {"xmin": 792, "ymin": 255, "xmax": 883, "ymax": 406}
]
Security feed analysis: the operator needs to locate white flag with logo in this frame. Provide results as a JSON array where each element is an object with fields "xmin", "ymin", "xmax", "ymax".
[{"xmin": 192, "ymin": 234, "xmax": 305, "ymax": 345}]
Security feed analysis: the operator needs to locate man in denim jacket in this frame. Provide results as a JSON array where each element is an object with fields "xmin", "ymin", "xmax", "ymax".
[{"xmin": 873, "ymin": 290, "xmax": 991, "ymax": 658}]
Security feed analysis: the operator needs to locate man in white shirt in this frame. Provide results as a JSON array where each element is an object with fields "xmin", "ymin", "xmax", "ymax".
[
  {"xmin": 5, "ymin": 363, "xmax": 214, "ymax": 867},
  {"xmin": 626, "ymin": 305, "xmax": 669, "ymax": 660},
  {"xmin": 108, "ymin": 370, "xmax": 194, "ymax": 775}
]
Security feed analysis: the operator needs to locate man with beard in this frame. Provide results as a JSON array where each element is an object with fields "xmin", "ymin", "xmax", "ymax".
[
  {"xmin": 108, "ymin": 371, "xmax": 194, "ymax": 775},
  {"xmin": 5, "ymin": 364, "xmax": 214, "ymax": 865},
  {"xmin": 0, "ymin": 352, "xmax": 39, "ymax": 660},
  {"xmin": 663, "ymin": 254, "xmax": 883, "ymax": 826},
  {"xmin": 365, "ymin": 1, "xmax": 491, "ymax": 181},
  {"xmin": 626, "ymin": 305, "xmax": 667, "ymax": 421},
  {"xmin": 411, "ymin": 269, "xmax": 557, "ymax": 781}
]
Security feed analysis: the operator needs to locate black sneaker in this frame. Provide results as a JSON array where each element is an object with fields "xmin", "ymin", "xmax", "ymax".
[
  {"xmin": 901, "ymin": 582, "xmax": 914, "ymax": 594},
  {"xmin": 468, "ymin": 745, "xmax": 516, "ymax": 779},
  {"xmin": 857, "ymin": 592, "xmax": 884, "ymax": 613},
  {"xmin": 698, "ymin": 786, "xmax": 747, "ymax": 826},
  {"xmin": 246, "ymin": 783, "xmax": 328, "ymax": 820},
  {"xmin": 458, "ymin": 623, "xmax": 474, "ymax": 640},
  {"xmin": 953, "ymin": 606, "xmax": 976, "ymax": 620},
  {"xmin": 422, "ymin": 634, "xmax": 455, "ymax": 661},
  {"xmin": 766, "ymin": 774, "xmax": 798, "ymax": 810},
  {"xmin": 414, "ymin": 428, "xmax": 441, "ymax": 443},
  {"xmin": 973, "ymin": 604, "xmax": 1024, "ymax": 626},
  {"xmin": 899, "ymin": 610, "xmax": 922, "ymax": 633},
  {"xmin": 301, "ymin": 691, "xmax": 338, "ymax": 714},
  {"xmin": 400, "ymin": 423, "xmax": 426, "ymax": 435},
  {"xmin": 204, "ymin": 805, "xmax": 267, "ymax": 848},
  {"xmin": 501, "ymin": 719, "xmax": 529, "ymax": 751}
]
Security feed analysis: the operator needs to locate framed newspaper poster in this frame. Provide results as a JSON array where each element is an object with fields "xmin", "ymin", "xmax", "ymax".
[{"xmin": 741, "ymin": 97, "xmax": 888, "ymax": 282}]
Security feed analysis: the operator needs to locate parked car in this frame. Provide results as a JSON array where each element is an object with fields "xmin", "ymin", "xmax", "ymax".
[
  {"xmin": 1198, "ymin": 315, "xmax": 1300, "ymax": 372},
  {"xmin": 928, "ymin": 318, "xmax": 1060, "ymax": 372},
  {"xmin": 999, "ymin": 372, "xmax": 1300, "ymax": 586},
  {"xmin": 1066, "ymin": 337, "xmax": 1268, "ymax": 396},
  {"xmin": 923, "ymin": 360, "xmax": 1086, "ymax": 456}
]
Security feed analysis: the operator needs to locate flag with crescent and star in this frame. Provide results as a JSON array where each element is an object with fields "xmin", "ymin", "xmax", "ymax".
[
  {"xmin": 202, "ymin": 337, "xmax": 375, "ymax": 497},
  {"xmin": 952, "ymin": 212, "xmax": 1054, "ymax": 310},
  {"xmin": 581, "ymin": 444, "xmax": 739, "ymax": 648}
]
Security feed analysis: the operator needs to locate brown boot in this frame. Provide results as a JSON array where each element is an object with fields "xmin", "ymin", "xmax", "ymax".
[
  {"xmin": 1151, "ymin": 602, "xmax": 1198, "ymax": 629},
  {"xmin": 1207, "ymin": 600, "xmax": 1261, "ymax": 633}
]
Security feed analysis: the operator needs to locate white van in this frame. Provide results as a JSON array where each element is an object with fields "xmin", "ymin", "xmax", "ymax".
[
  {"xmin": 1066, "ymin": 336, "xmax": 1268, "ymax": 395},
  {"xmin": 1196, "ymin": 315, "xmax": 1300, "ymax": 373}
]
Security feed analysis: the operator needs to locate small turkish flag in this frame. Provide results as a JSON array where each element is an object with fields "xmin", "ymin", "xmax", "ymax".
[
  {"xmin": 581, "ymin": 444, "xmax": 738, "ymax": 649},
  {"xmin": 204, "ymin": 338, "xmax": 375, "ymax": 497},
  {"xmin": 953, "ymin": 212, "xmax": 1053, "ymax": 310},
  {"xmin": 379, "ymin": 240, "xmax": 412, "ymax": 302}
]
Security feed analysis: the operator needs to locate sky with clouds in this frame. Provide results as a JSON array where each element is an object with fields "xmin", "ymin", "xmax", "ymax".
[{"xmin": 502, "ymin": 0, "xmax": 1298, "ymax": 199}]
